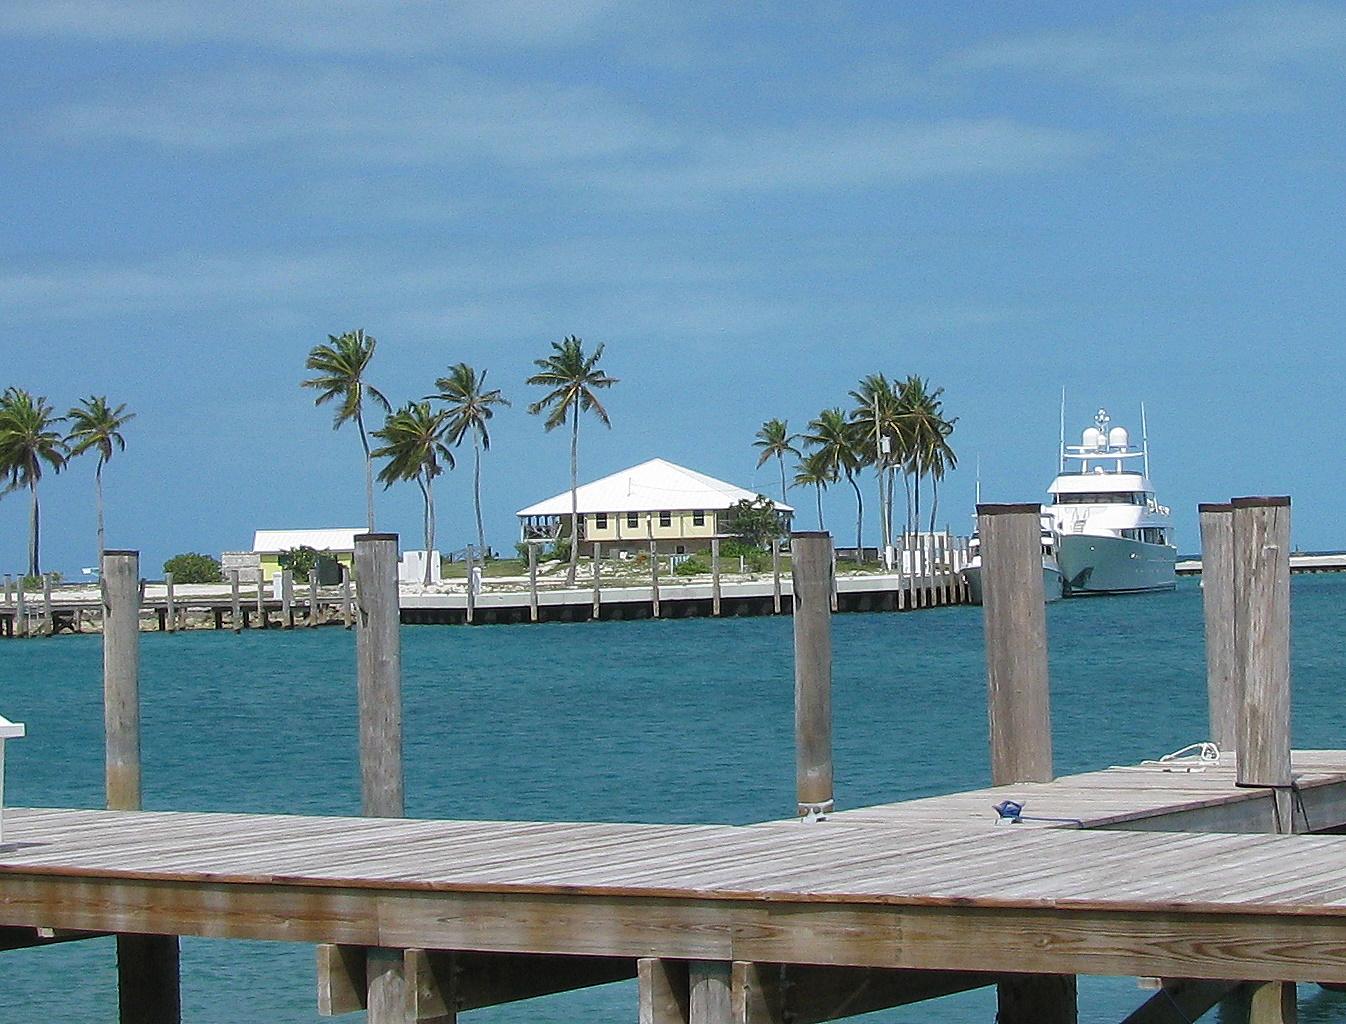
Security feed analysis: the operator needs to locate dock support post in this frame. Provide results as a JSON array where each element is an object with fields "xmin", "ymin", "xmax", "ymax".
[
  {"xmin": 15, "ymin": 578, "xmax": 24, "ymax": 638},
  {"xmin": 1199, "ymin": 503, "xmax": 1237, "ymax": 751},
  {"xmin": 281, "ymin": 569, "xmax": 294, "ymax": 628},
  {"xmin": 978, "ymin": 503, "xmax": 1053, "ymax": 786},
  {"xmin": 42, "ymin": 573, "xmax": 54, "ymax": 635},
  {"xmin": 1231, "ymin": 496, "xmax": 1293, "ymax": 830},
  {"xmin": 639, "ymin": 958, "xmax": 689, "ymax": 1024},
  {"xmin": 792, "ymin": 532, "xmax": 833, "ymax": 820},
  {"xmin": 230, "ymin": 570, "xmax": 241, "ymax": 633},
  {"xmin": 979, "ymin": 505, "xmax": 1071, "ymax": 1023},
  {"xmin": 103, "ymin": 549, "xmax": 181, "ymax": 1024},
  {"xmin": 341, "ymin": 566, "xmax": 353, "ymax": 629},
  {"xmin": 465, "ymin": 545, "xmax": 476, "ymax": 625},
  {"xmin": 354, "ymin": 533, "xmax": 404, "ymax": 818},
  {"xmin": 163, "ymin": 571, "xmax": 176, "ymax": 632},
  {"xmin": 997, "ymin": 975, "xmax": 1076, "ymax": 1024},
  {"xmin": 308, "ymin": 568, "xmax": 320, "ymax": 627},
  {"xmin": 591, "ymin": 542, "xmax": 602, "ymax": 620},
  {"xmin": 353, "ymin": 533, "xmax": 408, "ymax": 1020},
  {"xmin": 689, "ymin": 962, "xmax": 732, "ymax": 1024},
  {"xmin": 1247, "ymin": 981, "xmax": 1297, "ymax": 1024},
  {"xmin": 256, "ymin": 575, "xmax": 266, "ymax": 629},
  {"xmin": 772, "ymin": 538, "xmax": 782, "ymax": 614},
  {"xmin": 650, "ymin": 539, "xmax": 660, "ymax": 618},
  {"xmin": 528, "ymin": 542, "xmax": 539, "ymax": 622},
  {"xmin": 711, "ymin": 537, "xmax": 721, "ymax": 616}
]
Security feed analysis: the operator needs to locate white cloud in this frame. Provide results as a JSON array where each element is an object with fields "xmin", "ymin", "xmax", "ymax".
[
  {"xmin": 952, "ymin": 3, "xmax": 1346, "ymax": 115},
  {"xmin": 0, "ymin": 0, "xmax": 624, "ymax": 53}
]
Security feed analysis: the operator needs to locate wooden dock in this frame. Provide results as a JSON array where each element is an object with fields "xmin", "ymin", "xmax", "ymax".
[{"xmin": 6, "ymin": 753, "xmax": 1346, "ymax": 1020}]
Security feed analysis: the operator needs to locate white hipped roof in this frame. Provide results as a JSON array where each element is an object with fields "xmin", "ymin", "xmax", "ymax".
[
  {"xmin": 252, "ymin": 529, "xmax": 368, "ymax": 554},
  {"xmin": 516, "ymin": 459, "xmax": 792, "ymax": 517}
]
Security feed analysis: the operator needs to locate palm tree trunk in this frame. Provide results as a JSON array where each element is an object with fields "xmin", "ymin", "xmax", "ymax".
[
  {"xmin": 815, "ymin": 485, "xmax": 825, "ymax": 531},
  {"xmin": 567, "ymin": 404, "xmax": 579, "ymax": 587},
  {"xmin": 777, "ymin": 455, "xmax": 788, "ymax": 507},
  {"xmin": 849, "ymin": 473, "xmax": 863, "ymax": 558},
  {"xmin": 929, "ymin": 477, "xmax": 939, "ymax": 534},
  {"xmin": 95, "ymin": 460, "xmax": 106, "ymax": 554},
  {"xmin": 29, "ymin": 478, "xmax": 40, "ymax": 577},
  {"xmin": 421, "ymin": 476, "xmax": 434, "ymax": 585},
  {"xmin": 473, "ymin": 433, "xmax": 487, "ymax": 560},
  {"xmin": 358, "ymin": 411, "xmax": 376, "ymax": 531}
]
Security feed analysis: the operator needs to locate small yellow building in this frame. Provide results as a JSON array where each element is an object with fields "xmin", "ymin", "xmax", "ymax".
[
  {"xmin": 516, "ymin": 459, "xmax": 792, "ymax": 556},
  {"xmin": 252, "ymin": 528, "xmax": 367, "ymax": 582}
]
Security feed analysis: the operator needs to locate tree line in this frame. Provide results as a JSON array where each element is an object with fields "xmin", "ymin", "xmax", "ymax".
[
  {"xmin": 302, "ymin": 331, "xmax": 615, "ymax": 587},
  {"xmin": 754, "ymin": 374, "xmax": 957, "ymax": 554},
  {"xmin": 0, "ymin": 390, "xmax": 134, "ymax": 577}
]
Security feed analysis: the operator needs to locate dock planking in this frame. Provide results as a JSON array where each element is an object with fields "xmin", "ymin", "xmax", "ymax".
[{"xmin": 9, "ymin": 753, "xmax": 1346, "ymax": 990}]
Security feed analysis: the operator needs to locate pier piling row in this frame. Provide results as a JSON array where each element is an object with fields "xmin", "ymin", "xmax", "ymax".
[{"xmin": 0, "ymin": 509, "xmax": 1331, "ymax": 1024}]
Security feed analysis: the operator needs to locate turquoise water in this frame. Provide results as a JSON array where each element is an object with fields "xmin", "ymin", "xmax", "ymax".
[{"xmin": 3, "ymin": 576, "xmax": 1346, "ymax": 1022}]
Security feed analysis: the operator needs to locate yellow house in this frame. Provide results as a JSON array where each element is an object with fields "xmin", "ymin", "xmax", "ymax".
[
  {"xmin": 516, "ymin": 459, "xmax": 792, "ymax": 556},
  {"xmin": 252, "ymin": 528, "xmax": 367, "ymax": 582}
]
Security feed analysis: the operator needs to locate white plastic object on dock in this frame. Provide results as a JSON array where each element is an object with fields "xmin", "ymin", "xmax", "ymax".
[{"xmin": 0, "ymin": 712, "xmax": 26, "ymax": 844}]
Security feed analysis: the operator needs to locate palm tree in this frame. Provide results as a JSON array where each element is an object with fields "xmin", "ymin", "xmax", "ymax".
[
  {"xmin": 66, "ymin": 396, "xmax": 135, "ymax": 556},
  {"xmin": 371, "ymin": 402, "xmax": 454, "ymax": 584},
  {"xmin": 302, "ymin": 329, "xmax": 391, "ymax": 531},
  {"xmin": 526, "ymin": 336, "xmax": 618, "ymax": 586},
  {"xmin": 898, "ymin": 376, "xmax": 958, "ymax": 532},
  {"xmin": 804, "ymin": 408, "xmax": 867, "ymax": 555},
  {"xmin": 0, "ymin": 388, "xmax": 68, "ymax": 576},
  {"xmin": 429, "ymin": 364, "xmax": 510, "ymax": 561},
  {"xmin": 753, "ymin": 419, "xmax": 799, "ymax": 507},
  {"xmin": 849, "ymin": 374, "xmax": 906, "ymax": 557},
  {"xmin": 793, "ymin": 449, "xmax": 836, "ymax": 531}
]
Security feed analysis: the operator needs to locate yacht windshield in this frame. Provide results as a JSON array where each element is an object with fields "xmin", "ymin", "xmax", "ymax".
[{"xmin": 1054, "ymin": 492, "xmax": 1145, "ymax": 505}]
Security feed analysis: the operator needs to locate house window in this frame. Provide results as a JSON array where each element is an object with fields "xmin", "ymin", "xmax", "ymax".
[
  {"xmin": 659, "ymin": 511, "xmax": 672, "ymax": 528},
  {"xmin": 693, "ymin": 510, "xmax": 705, "ymax": 526},
  {"xmin": 627, "ymin": 512, "xmax": 639, "ymax": 528},
  {"xmin": 595, "ymin": 513, "xmax": 608, "ymax": 529}
]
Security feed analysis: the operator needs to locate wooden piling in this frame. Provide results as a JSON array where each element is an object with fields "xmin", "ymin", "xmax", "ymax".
[
  {"xmin": 772, "ymin": 538, "xmax": 782, "ymax": 614},
  {"xmin": 465, "ymin": 545, "xmax": 476, "ymax": 625},
  {"xmin": 650, "ymin": 539, "xmax": 661, "ymax": 618},
  {"xmin": 1199, "ymin": 503, "xmax": 1237, "ymax": 751},
  {"xmin": 163, "ymin": 571, "xmax": 176, "ymax": 633},
  {"xmin": 255, "ymin": 575, "xmax": 266, "ymax": 629},
  {"xmin": 308, "ymin": 568, "xmax": 320, "ymax": 627},
  {"xmin": 689, "ymin": 962, "xmax": 732, "ymax": 1024},
  {"xmin": 103, "ymin": 549, "xmax": 181, "ymax": 1022},
  {"xmin": 711, "ymin": 537, "xmax": 721, "ymax": 616},
  {"xmin": 103, "ymin": 550, "xmax": 142, "ymax": 810},
  {"xmin": 341, "ymin": 566, "xmax": 353, "ymax": 629},
  {"xmin": 528, "ymin": 542, "xmax": 539, "ymax": 623},
  {"xmin": 792, "ymin": 532, "xmax": 834, "ymax": 820},
  {"xmin": 14, "ymin": 578, "xmax": 24, "ymax": 638},
  {"xmin": 229, "ymin": 570, "xmax": 241, "ymax": 633},
  {"xmin": 977, "ymin": 503, "xmax": 1053, "ymax": 786},
  {"xmin": 354, "ymin": 534, "xmax": 404, "ymax": 818},
  {"xmin": 1231, "ymin": 497, "xmax": 1292, "ymax": 808},
  {"xmin": 280, "ymin": 569, "xmax": 294, "ymax": 629},
  {"xmin": 592, "ymin": 543, "xmax": 602, "ymax": 620},
  {"xmin": 42, "ymin": 573, "xmax": 54, "ymax": 636}
]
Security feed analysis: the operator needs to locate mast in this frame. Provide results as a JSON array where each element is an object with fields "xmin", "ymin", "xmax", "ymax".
[
  {"xmin": 1058, "ymin": 387, "xmax": 1067, "ymax": 472},
  {"xmin": 1140, "ymin": 402, "xmax": 1150, "ymax": 479}
]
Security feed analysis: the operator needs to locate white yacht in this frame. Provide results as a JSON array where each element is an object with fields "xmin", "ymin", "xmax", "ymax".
[{"xmin": 1048, "ymin": 409, "xmax": 1176, "ymax": 596}]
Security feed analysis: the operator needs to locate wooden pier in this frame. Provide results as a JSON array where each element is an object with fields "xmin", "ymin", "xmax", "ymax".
[{"xmin": 0, "ymin": 506, "xmax": 1328, "ymax": 1022}]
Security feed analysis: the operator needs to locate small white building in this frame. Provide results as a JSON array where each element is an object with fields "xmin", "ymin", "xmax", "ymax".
[{"xmin": 516, "ymin": 458, "xmax": 791, "ymax": 556}]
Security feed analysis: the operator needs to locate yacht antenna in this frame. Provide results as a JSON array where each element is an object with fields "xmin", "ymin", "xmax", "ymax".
[
  {"xmin": 1141, "ymin": 401, "xmax": 1150, "ymax": 478},
  {"xmin": 1059, "ymin": 387, "xmax": 1067, "ymax": 472}
]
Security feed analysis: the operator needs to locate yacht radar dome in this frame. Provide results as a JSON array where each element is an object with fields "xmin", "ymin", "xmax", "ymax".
[{"xmin": 1108, "ymin": 426, "xmax": 1129, "ymax": 450}]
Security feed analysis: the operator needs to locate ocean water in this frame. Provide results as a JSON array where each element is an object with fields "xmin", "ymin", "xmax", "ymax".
[{"xmin": 3, "ymin": 575, "xmax": 1346, "ymax": 1022}]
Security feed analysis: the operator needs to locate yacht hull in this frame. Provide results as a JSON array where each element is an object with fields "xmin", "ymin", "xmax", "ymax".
[
  {"xmin": 963, "ymin": 563, "xmax": 1064, "ymax": 605},
  {"xmin": 1057, "ymin": 535, "xmax": 1176, "ymax": 596}
]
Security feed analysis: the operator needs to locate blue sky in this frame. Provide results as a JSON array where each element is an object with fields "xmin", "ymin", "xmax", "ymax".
[{"xmin": 3, "ymin": 1, "xmax": 1344, "ymax": 575}]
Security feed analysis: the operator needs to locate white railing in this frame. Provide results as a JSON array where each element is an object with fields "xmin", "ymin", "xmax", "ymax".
[{"xmin": 0, "ymin": 713, "xmax": 25, "ymax": 844}]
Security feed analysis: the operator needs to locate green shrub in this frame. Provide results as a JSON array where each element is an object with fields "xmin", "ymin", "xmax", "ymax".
[
  {"xmin": 673, "ymin": 555, "xmax": 710, "ymax": 576},
  {"xmin": 163, "ymin": 552, "xmax": 222, "ymax": 584}
]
